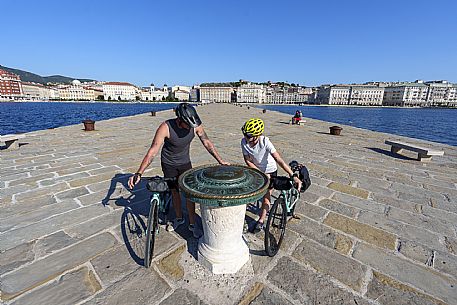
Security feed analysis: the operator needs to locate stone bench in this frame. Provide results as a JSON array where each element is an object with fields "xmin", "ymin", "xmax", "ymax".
[
  {"xmin": 385, "ymin": 140, "xmax": 444, "ymax": 161},
  {"xmin": 0, "ymin": 134, "xmax": 25, "ymax": 150}
]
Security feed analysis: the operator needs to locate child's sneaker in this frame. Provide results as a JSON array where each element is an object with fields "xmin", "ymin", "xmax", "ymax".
[
  {"xmin": 166, "ymin": 218, "xmax": 185, "ymax": 232},
  {"xmin": 253, "ymin": 221, "xmax": 264, "ymax": 233},
  {"xmin": 189, "ymin": 224, "xmax": 203, "ymax": 239},
  {"xmin": 243, "ymin": 220, "xmax": 249, "ymax": 234}
]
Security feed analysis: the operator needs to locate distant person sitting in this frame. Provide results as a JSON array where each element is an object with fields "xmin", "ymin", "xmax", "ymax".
[{"xmin": 292, "ymin": 110, "xmax": 302, "ymax": 125}]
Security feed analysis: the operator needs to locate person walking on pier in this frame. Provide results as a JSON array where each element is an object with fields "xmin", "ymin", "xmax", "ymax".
[
  {"xmin": 128, "ymin": 103, "xmax": 229, "ymax": 238},
  {"xmin": 240, "ymin": 118, "xmax": 302, "ymax": 232}
]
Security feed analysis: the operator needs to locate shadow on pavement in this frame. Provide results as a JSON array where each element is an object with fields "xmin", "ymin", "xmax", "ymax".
[
  {"xmin": 102, "ymin": 173, "xmax": 201, "ymax": 266},
  {"xmin": 316, "ymin": 131, "xmax": 336, "ymax": 136},
  {"xmin": 366, "ymin": 147, "xmax": 416, "ymax": 161}
]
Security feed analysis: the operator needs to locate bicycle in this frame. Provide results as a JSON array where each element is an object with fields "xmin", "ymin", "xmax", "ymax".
[
  {"xmin": 264, "ymin": 161, "xmax": 311, "ymax": 257},
  {"xmin": 143, "ymin": 176, "xmax": 176, "ymax": 268}
]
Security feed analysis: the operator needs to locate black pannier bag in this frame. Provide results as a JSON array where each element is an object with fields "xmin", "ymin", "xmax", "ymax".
[
  {"xmin": 147, "ymin": 176, "xmax": 169, "ymax": 193},
  {"xmin": 272, "ymin": 176, "xmax": 293, "ymax": 191},
  {"xmin": 299, "ymin": 165, "xmax": 311, "ymax": 192}
]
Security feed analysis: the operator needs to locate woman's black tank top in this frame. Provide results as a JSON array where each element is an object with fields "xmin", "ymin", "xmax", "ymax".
[{"xmin": 161, "ymin": 119, "xmax": 195, "ymax": 165}]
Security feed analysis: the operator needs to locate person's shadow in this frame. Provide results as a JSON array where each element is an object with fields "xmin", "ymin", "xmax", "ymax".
[{"xmin": 102, "ymin": 173, "xmax": 201, "ymax": 265}]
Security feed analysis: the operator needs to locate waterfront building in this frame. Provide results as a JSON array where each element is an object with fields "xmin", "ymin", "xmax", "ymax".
[
  {"xmin": 349, "ymin": 86, "xmax": 384, "ymax": 106},
  {"xmin": 84, "ymin": 87, "xmax": 103, "ymax": 100},
  {"xmin": 425, "ymin": 81, "xmax": 457, "ymax": 107},
  {"xmin": 150, "ymin": 84, "xmax": 169, "ymax": 101},
  {"xmin": 236, "ymin": 83, "xmax": 265, "ymax": 104},
  {"xmin": 57, "ymin": 80, "xmax": 90, "ymax": 100},
  {"xmin": 174, "ymin": 89, "xmax": 190, "ymax": 101},
  {"xmin": 172, "ymin": 85, "xmax": 191, "ymax": 93},
  {"xmin": 199, "ymin": 86, "xmax": 234, "ymax": 103},
  {"xmin": 103, "ymin": 82, "xmax": 137, "ymax": 101},
  {"xmin": 48, "ymin": 87, "xmax": 60, "ymax": 100},
  {"xmin": 316, "ymin": 85, "xmax": 351, "ymax": 105},
  {"xmin": 140, "ymin": 87, "xmax": 152, "ymax": 101},
  {"xmin": 316, "ymin": 85, "xmax": 384, "ymax": 105},
  {"xmin": 0, "ymin": 68, "xmax": 22, "ymax": 99},
  {"xmin": 171, "ymin": 85, "xmax": 190, "ymax": 101},
  {"xmin": 22, "ymin": 82, "xmax": 52, "ymax": 100},
  {"xmin": 265, "ymin": 86, "xmax": 314, "ymax": 104},
  {"xmin": 383, "ymin": 80, "xmax": 457, "ymax": 107},
  {"xmin": 190, "ymin": 86, "xmax": 200, "ymax": 102},
  {"xmin": 84, "ymin": 83, "xmax": 105, "ymax": 100},
  {"xmin": 383, "ymin": 81, "xmax": 429, "ymax": 107}
]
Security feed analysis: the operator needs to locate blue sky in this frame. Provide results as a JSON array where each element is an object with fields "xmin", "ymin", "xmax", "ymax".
[{"xmin": 2, "ymin": 0, "xmax": 456, "ymax": 87}]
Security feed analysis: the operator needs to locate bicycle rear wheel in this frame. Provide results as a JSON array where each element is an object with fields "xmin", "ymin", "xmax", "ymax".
[
  {"xmin": 265, "ymin": 197, "xmax": 287, "ymax": 257},
  {"xmin": 144, "ymin": 198, "xmax": 159, "ymax": 268}
]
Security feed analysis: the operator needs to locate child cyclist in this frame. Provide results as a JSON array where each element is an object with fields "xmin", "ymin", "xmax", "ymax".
[{"xmin": 240, "ymin": 118, "xmax": 302, "ymax": 232}]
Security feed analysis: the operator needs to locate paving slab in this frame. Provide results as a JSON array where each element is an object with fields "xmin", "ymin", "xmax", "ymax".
[
  {"xmin": 9, "ymin": 267, "xmax": 100, "ymax": 305},
  {"xmin": 81, "ymin": 268, "xmax": 171, "ymax": 305},
  {"xmin": 267, "ymin": 256, "xmax": 371, "ymax": 305},
  {"xmin": 0, "ymin": 232, "xmax": 116, "ymax": 301},
  {"xmin": 353, "ymin": 243, "xmax": 457, "ymax": 304}
]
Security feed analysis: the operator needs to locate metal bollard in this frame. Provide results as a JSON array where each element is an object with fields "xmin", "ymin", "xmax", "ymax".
[{"xmin": 82, "ymin": 120, "xmax": 95, "ymax": 131}]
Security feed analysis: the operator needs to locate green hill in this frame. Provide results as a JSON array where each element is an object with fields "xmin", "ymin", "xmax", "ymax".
[{"xmin": 0, "ymin": 65, "xmax": 95, "ymax": 84}]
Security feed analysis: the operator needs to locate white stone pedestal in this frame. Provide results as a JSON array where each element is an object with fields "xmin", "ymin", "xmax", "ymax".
[{"xmin": 198, "ymin": 204, "xmax": 249, "ymax": 274}]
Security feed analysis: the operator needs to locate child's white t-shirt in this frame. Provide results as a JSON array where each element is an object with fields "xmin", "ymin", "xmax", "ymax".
[{"xmin": 241, "ymin": 136, "xmax": 277, "ymax": 174}]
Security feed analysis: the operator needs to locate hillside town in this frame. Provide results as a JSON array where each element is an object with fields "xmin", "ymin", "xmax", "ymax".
[{"xmin": 1, "ymin": 68, "xmax": 456, "ymax": 107}]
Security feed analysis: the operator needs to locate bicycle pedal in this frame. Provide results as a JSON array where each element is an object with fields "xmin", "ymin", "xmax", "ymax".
[{"xmin": 292, "ymin": 214, "xmax": 301, "ymax": 219}]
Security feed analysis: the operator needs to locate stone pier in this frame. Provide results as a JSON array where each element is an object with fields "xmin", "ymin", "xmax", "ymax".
[{"xmin": 1, "ymin": 103, "xmax": 456, "ymax": 304}]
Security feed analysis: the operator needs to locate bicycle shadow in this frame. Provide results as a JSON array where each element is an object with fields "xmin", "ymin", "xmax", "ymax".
[
  {"xmin": 102, "ymin": 173, "xmax": 151, "ymax": 266},
  {"xmin": 102, "ymin": 173, "xmax": 202, "ymax": 265}
]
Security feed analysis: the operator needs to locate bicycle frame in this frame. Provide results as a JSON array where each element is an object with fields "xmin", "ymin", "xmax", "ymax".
[
  {"xmin": 144, "ymin": 176, "xmax": 173, "ymax": 268},
  {"xmin": 149, "ymin": 191, "xmax": 172, "ymax": 225},
  {"xmin": 264, "ymin": 161, "xmax": 308, "ymax": 257},
  {"xmin": 279, "ymin": 186, "xmax": 300, "ymax": 213}
]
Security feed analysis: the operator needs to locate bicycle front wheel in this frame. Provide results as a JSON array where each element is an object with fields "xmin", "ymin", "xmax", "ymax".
[
  {"xmin": 265, "ymin": 197, "xmax": 287, "ymax": 257},
  {"xmin": 144, "ymin": 198, "xmax": 159, "ymax": 268}
]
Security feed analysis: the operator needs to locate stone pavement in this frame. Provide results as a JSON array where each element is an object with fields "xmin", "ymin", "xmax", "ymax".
[{"xmin": 1, "ymin": 103, "xmax": 457, "ymax": 305}]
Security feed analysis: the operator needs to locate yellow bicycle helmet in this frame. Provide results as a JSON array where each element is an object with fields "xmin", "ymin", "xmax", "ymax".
[{"xmin": 242, "ymin": 118, "xmax": 264, "ymax": 136}]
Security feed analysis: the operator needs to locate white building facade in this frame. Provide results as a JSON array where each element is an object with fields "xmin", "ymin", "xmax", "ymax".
[
  {"xmin": 174, "ymin": 89, "xmax": 190, "ymax": 101},
  {"xmin": 426, "ymin": 81, "xmax": 457, "ymax": 107},
  {"xmin": 349, "ymin": 86, "xmax": 384, "ymax": 106},
  {"xmin": 383, "ymin": 82, "xmax": 429, "ymax": 107},
  {"xmin": 316, "ymin": 85, "xmax": 384, "ymax": 105},
  {"xmin": 265, "ymin": 86, "xmax": 314, "ymax": 104},
  {"xmin": 21, "ymin": 82, "xmax": 49, "ymax": 100},
  {"xmin": 172, "ymin": 85, "xmax": 191, "ymax": 93},
  {"xmin": 316, "ymin": 86, "xmax": 351, "ymax": 105},
  {"xmin": 103, "ymin": 82, "xmax": 137, "ymax": 101},
  {"xmin": 200, "ymin": 86, "xmax": 234, "ymax": 103},
  {"xmin": 236, "ymin": 83, "xmax": 265, "ymax": 103},
  {"xmin": 171, "ymin": 85, "xmax": 190, "ymax": 101},
  {"xmin": 383, "ymin": 80, "xmax": 457, "ymax": 107}
]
